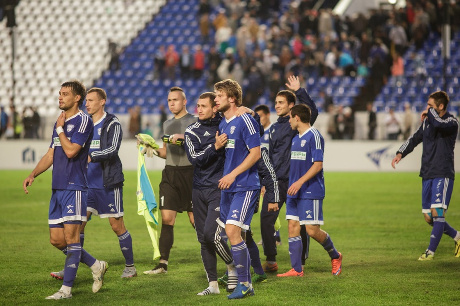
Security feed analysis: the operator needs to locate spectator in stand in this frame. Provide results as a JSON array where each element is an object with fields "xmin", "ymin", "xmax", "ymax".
[
  {"xmin": 391, "ymin": 51, "xmax": 404, "ymax": 86},
  {"xmin": 180, "ymin": 45, "xmax": 192, "ymax": 79},
  {"xmin": 385, "ymin": 108, "xmax": 401, "ymax": 140},
  {"xmin": 199, "ymin": 13, "xmax": 211, "ymax": 44},
  {"xmin": 342, "ymin": 106, "xmax": 355, "ymax": 140},
  {"xmin": 128, "ymin": 106, "xmax": 142, "ymax": 138},
  {"xmin": 108, "ymin": 39, "xmax": 121, "ymax": 71},
  {"xmin": 324, "ymin": 45, "xmax": 337, "ymax": 77},
  {"xmin": 207, "ymin": 46, "xmax": 221, "ymax": 87},
  {"xmin": 268, "ymin": 70, "xmax": 283, "ymax": 102},
  {"xmin": 402, "ymin": 102, "xmax": 414, "ymax": 139},
  {"xmin": 320, "ymin": 90, "xmax": 334, "ymax": 111},
  {"xmin": 165, "ymin": 45, "xmax": 179, "ymax": 79},
  {"xmin": 337, "ymin": 47, "xmax": 355, "ymax": 77},
  {"xmin": 367, "ymin": 102, "xmax": 377, "ymax": 140},
  {"xmin": 215, "ymin": 19, "xmax": 232, "ymax": 54},
  {"xmin": 198, "ymin": 0, "xmax": 211, "ymax": 16},
  {"xmin": 389, "ymin": 21, "xmax": 408, "ymax": 55},
  {"xmin": 193, "ymin": 45, "xmax": 205, "ymax": 79},
  {"xmin": 153, "ymin": 45, "xmax": 166, "ymax": 80},
  {"xmin": 22, "ymin": 106, "xmax": 34, "ymax": 139}
]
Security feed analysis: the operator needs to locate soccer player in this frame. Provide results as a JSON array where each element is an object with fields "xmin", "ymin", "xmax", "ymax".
[
  {"xmin": 277, "ymin": 104, "xmax": 342, "ymax": 277},
  {"xmin": 214, "ymin": 79, "xmax": 261, "ymax": 299},
  {"xmin": 22, "ymin": 81, "xmax": 107, "ymax": 299},
  {"xmin": 391, "ymin": 91, "xmax": 460, "ymax": 260},
  {"xmin": 84, "ymin": 87, "xmax": 136, "ymax": 277},
  {"xmin": 261, "ymin": 75, "xmax": 318, "ymax": 273},
  {"xmin": 144, "ymin": 87, "xmax": 197, "ymax": 274},
  {"xmin": 184, "ymin": 92, "xmax": 238, "ymax": 295},
  {"xmin": 255, "ymin": 104, "xmax": 282, "ymax": 246}
]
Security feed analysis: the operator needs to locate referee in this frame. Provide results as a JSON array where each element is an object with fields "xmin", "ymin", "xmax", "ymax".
[{"xmin": 144, "ymin": 87, "xmax": 197, "ymax": 274}]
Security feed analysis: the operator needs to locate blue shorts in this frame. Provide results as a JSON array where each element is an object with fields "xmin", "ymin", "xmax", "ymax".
[
  {"xmin": 286, "ymin": 198, "xmax": 324, "ymax": 225},
  {"xmin": 49, "ymin": 190, "xmax": 87, "ymax": 227},
  {"xmin": 87, "ymin": 187, "xmax": 124, "ymax": 218},
  {"xmin": 422, "ymin": 178, "xmax": 454, "ymax": 214},
  {"xmin": 219, "ymin": 190, "xmax": 260, "ymax": 230}
]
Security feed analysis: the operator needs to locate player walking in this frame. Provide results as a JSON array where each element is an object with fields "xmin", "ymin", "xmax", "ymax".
[
  {"xmin": 23, "ymin": 81, "xmax": 107, "ymax": 299},
  {"xmin": 392, "ymin": 91, "xmax": 460, "ymax": 260},
  {"xmin": 278, "ymin": 104, "xmax": 342, "ymax": 277},
  {"xmin": 214, "ymin": 79, "xmax": 261, "ymax": 299}
]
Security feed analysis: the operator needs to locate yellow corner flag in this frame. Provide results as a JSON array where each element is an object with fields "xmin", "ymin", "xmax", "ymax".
[{"xmin": 136, "ymin": 136, "xmax": 160, "ymax": 261}]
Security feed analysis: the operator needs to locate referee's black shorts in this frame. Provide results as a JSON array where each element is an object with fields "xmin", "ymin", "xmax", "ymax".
[{"xmin": 159, "ymin": 165, "xmax": 194, "ymax": 213}]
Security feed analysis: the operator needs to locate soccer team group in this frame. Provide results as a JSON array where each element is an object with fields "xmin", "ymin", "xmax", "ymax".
[{"xmin": 22, "ymin": 75, "xmax": 459, "ymax": 300}]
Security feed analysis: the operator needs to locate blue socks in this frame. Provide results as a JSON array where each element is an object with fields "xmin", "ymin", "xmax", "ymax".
[
  {"xmin": 118, "ymin": 231, "xmax": 134, "ymax": 266},
  {"xmin": 246, "ymin": 236, "xmax": 264, "ymax": 275},
  {"xmin": 63, "ymin": 243, "xmax": 81, "ymax": 287},
  {"xmin": 288, "ymin": 236, "xmax": 302, "ymax": 273},
  {"xmin": 321, "ymin": 234, "xmax": 340, "ymax": 259},
  {"xmin": 428, "ymin": 217, "xmax": 445, "ymax": 253},
  {"xmin": 231, "ymin": 241, "xmax": 251, "ymax": 284}
]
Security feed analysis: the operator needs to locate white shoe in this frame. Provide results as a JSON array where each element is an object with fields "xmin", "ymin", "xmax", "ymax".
[
  {"xmin": 92, "ymin": 261, "xmax": 108, "ymax": 293},
  {"xmin": 45, "ymin": 290, "xmax": 72, "ymax": 300},
  {"xmin": 197, "ymin": 286, "xmax": 220, "ymax": 295},
  {"xmin": 143, "ymin": 263, "xmax": 167, "ymax": 275}
]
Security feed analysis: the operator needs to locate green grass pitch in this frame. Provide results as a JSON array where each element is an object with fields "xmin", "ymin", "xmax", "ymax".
[{"xmin": 1, "ymin": 170, "xmax": 459, "ymax": 305}]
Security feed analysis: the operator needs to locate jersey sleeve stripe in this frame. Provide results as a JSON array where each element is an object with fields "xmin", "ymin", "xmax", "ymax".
[
  {"xmin": 241, "ymin": 113, "xmax": 257, "ymax": 135},
  {"xmin": 91, "ymin": 123, "xmax": 120, "ymax": 157},
  {"xmin": 311, "ymin": 128, "xmax": 322, "ymax": 150},
  {"xmin": 185, "ymin": 131, "xmax": 212, "ymax": 159},
  {"xmin": 261, "ymin": 148, "xmax": 279, "ymax": 202},
  {"xmin": 78, "ymin": 113, "xmax": 89, "ymax": 133}
]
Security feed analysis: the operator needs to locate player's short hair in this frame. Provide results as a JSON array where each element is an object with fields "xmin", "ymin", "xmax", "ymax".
[
  {"xmin": 276, "ymin": 90, "xmax": 296, "ymax": 105},
  {"xmin": 214, "ymin": 79, "xmax": 243, "ymax": 106},
  {"xmin": 87, "ymin": 87, "xmax": 107, "ymax": 101},
  {"xmin": 61, "ymin": 80, "xmax": 86, "ymax": 107},
  {"xmin": 429, "ymin": 91, "xmax": 449, "ymax": 109},
  {"xmin": 254, "ymin": 104, "xmax": 270, "ymax": 114},
  {"xmin": 291, "ymin": 104, "xmax": 311, "ymax": 124},
  {"xmin": 169, "ymin": 86, "xmax": 187, "ymax": 100},
  {"xmin": 199, "ymin": 92, "xmax": 216, "ymax": 107}
]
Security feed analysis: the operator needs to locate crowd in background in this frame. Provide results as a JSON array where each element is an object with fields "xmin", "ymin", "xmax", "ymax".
[
  {"xmin": 2, "ymin": 0, "xmax": 460, "ymax": 141},
  {"xmin": 152, "ymin": 0, "xmax": 460, "ymax": 110}
]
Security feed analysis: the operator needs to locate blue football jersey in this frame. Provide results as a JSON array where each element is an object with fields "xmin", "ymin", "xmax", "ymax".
[
  {"xmin": 87, "ymin": 113, "xmax": 106, "ymax": 189},
  {"xmin": 219, "ymin": 113, "xmax": 261, "ymax": 192},
  {"xmin": 50, "ymin": 111, "xmax": 93, "ymax": 190},
  {"xmin": 288, "ymin": 127, "xmax": 325, "ymax": 199}
]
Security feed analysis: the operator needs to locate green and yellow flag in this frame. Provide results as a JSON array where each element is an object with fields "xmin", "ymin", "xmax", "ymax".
[{"xmin": 136, "ymin": 134, "xmax": 160, "ymax": 260}]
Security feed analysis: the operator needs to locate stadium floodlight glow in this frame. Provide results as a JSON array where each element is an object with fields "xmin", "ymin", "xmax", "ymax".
[{"xmin": 388, "ymin": 0, "xmax": 397, "ymax": 4}]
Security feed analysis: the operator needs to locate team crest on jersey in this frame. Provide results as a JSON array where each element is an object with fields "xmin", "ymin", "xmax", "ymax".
[
  {"xmin": 301, "ymin": 140, "xmax": 306, "ymax": 147},
  {"xmin": 230, "ymin": 126, "xmax": 236, "ymax": 134},
  {"xmin": 264, "ymin": 134, "xmax": 269, "ymax": 140},
  {"xmin": 98, "ymin": 128, "xmax": 101, "ymax": 135},
  {"xmin": 66, "ymin": 124, "xmax": 74, "ymax": 132}
]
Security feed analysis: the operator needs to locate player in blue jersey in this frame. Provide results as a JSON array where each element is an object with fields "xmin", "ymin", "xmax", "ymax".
[
  {"xmin": 392, "ymin": 91, "xmax": 460, "ymax": 260},
  {"xmin": 262, "ymin": 75, "xmax": 318, "ymax": 273},
  {"xmin": 277, "ymin": 104, "xmax": 342, "ymax": 277},
  {"xmin": 84, "ymin": 88, "xmax": 136, "ymax": 277},
  {"xmin": 214, "ymin": 79, "xmax": 261, "ymax": 299},
  {"xmin": 23, "ymin": 81, "xmax": 107, "ymax": 300}
]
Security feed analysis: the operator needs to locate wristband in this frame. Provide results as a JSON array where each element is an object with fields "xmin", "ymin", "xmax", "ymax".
[{"xmin": 56, "ymin": 126, "xmax": 64, "ymax": 135}]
